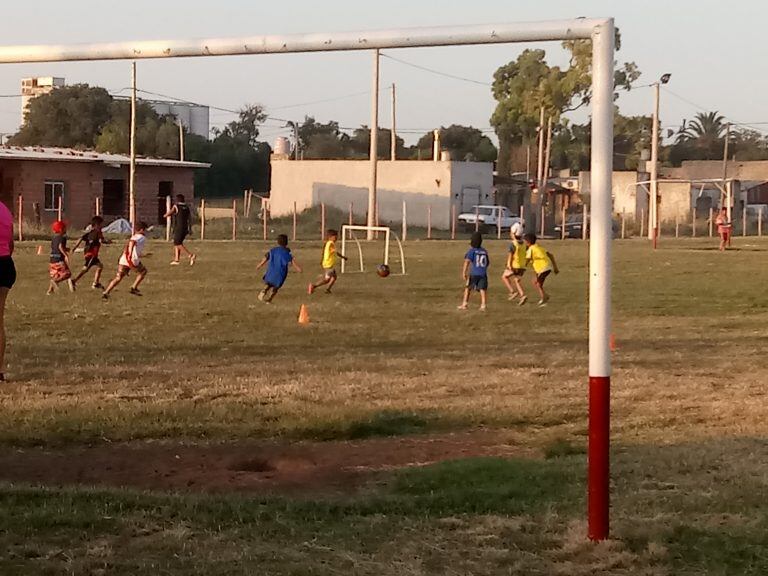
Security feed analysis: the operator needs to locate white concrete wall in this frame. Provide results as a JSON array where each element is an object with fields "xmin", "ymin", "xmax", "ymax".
[
  {"xmin": 269, "ymin": 160, "xmax": 493, "ymax": 229},
  {"xmin": 658, "ymin": 181, "xmax": 692, "ymax": 223},
  {"xmin": 579, "ymin": 171, "xmax": 648, "ymax": 220}
]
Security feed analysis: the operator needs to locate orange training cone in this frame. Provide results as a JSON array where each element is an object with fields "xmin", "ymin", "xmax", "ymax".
[
  {"xmin": 609, "ymin": 334, "xmax": 618, "ymax": 352},
  {"xmin": 298, "ymin": 304, "xmax": 310, "ymax": 325}
]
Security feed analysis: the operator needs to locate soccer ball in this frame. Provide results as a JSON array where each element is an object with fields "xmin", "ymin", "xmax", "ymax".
[{"xmin": 376, "ymin": 264, "xmax": 391, "ymax": 278}]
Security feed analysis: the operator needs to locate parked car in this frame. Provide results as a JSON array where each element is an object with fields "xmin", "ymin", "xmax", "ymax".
[
  {"xmin": 457, "ymin": 205, "xmax": 522, "ymax": 233},
  {"xmin": 553, "ymin": 215, "xmax": 619, "ymax": 238}
]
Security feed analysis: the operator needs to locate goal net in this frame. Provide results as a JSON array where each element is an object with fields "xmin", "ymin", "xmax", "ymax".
[{"xmin": 340, "ymin": 225, "xmax": 406, "ymax": 275}]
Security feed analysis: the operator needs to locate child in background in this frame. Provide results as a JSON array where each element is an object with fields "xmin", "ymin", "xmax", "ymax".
[
  {"xmin": 502, "ymin": 222, "xmax": 527, "ymax": 305},
  {"xmin": 523, "ymin": 233, "xmax": 559, "ymax": 307},
  {"xmin": 71, "ymin": 216, "xmax": 111, "ymax": 290},
  {"xmin": 256, "ymin": 234, "xmax": 302, "ymax": 303},
  {"xmin": 459, "ymin": 231, "xmax": 490, "ymax": 311},
  {"xmin": 102, "ymin": 221, "xmax": 149, "ymax": 299},
  {"xmin": 47, "ymin": 220, "xmax": 74, "ymax": 294},
  {"xmin": 715, "ymin": 207, "xmax": 731, "ymax": 251},
  {"xmin": 308, "ymin": 229, "xmax": 347, "ymax": 295}
]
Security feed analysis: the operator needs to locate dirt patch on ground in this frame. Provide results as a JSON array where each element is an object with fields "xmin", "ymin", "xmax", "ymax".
[{"xmin": 0, "ymin": 430, "xmax": 533, "ymax": 495}]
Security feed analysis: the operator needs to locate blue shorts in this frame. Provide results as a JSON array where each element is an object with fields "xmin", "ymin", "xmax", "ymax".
[{"xmin": 467, "ymin": 275, "xmax": 488, "ymax": 291}]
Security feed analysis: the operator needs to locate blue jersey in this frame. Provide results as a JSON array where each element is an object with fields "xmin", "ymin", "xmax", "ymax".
[
  {"xmin": 465, "ymin": 247, "xmax": 489, "ymax": 276},
  {"xmin": 263, "ymin": 246, "xmax": 293, "ymax": 288}
]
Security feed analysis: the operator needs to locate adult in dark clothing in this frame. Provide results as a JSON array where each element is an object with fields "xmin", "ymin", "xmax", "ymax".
[
  {"xmin": 163, "ymin": 194, "xmax": 196, "ymax": 266},
  {"xmin": 0, "ymin": 200, "xmax": 15, "ymax": 381}
]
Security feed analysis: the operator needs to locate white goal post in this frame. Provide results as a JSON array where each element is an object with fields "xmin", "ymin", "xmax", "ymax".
[{"xmin": 341, "ymin": 225, "xmax": 406, "ymax": 275}]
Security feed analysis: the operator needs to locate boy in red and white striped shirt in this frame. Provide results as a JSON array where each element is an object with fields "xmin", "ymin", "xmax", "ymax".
[{"xmin": 102, "ymin": 221, "xmax": 148, "ymax": 299}]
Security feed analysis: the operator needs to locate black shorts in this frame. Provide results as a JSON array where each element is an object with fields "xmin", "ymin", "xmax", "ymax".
[
  {"xmin": 0, "ymin": 257, "xmax": 16, "ymax": 289},
  {"xmin": 536, "ymin": 270, "xmax": 552, "ymax": 285},
  {"xmin": 84, "ymin": 256, "xmax": 102, "ymax": 269},
  {"xmin": 173, "ymin": 229, "xmax": 189, "ymax": 246},
  {"xmin": 467, "ymin": 275, "xmax": 488, "ymax": 291}
]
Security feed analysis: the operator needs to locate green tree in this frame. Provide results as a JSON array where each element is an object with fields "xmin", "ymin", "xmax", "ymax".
[
  {"xmin": 10, "ymin": 84, "xmax": 113, "ymax": 148},
  {"xmin": 415, "ymin": 125, "xmax": 497, "ymax": 162},
  {"xmin": 669, "ymin": 111, "xmax": 727, "ymax": 164},
  {"xmin": 95, "ymin": 99, "xmax": 180, "ymax": 158},
  {"xmin": 217, "ymin": 104, "xmax": 267, "ymax": 148}
]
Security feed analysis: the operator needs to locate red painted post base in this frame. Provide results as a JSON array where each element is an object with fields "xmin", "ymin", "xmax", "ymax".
[{"xmin": 588, "ymin": 375, "xmax": 610, "ymax": 541}]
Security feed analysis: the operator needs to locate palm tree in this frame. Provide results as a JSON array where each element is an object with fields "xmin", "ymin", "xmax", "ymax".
[{"xmin": 676, "ymin": 111, "xmax": 726, "ymax": 145}]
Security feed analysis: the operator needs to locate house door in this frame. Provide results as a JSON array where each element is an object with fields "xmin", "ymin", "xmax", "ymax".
[
  {"xmin": 158, "ymin": 181, "xmax": 173, "ymax": 224},
  {"xmin": 102, "ymin": 179, "xmax": 125, "ymax": 218}
]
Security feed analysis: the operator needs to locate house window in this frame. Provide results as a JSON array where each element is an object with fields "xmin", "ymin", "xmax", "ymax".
[{"xmin": 44, "ymin": 181, "xmax": 64, "ymax": 211}]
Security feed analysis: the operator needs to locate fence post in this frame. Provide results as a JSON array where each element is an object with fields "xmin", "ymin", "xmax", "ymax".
[
  {"xmin": 520, "ymin": 204, "xmax": 525, "ymax": 232},
  {"xmin": 427, "ymin": 204, "xmax": 433, "ymax": 240},
  {"xmin": 692, "ymin": 210, "xmax": 696, "ymax": 238},
  {"xmin": 561, "ymin": 205, "xmax": 566, "ymax": 240},
  {"xmin": 292, "ymin": 201, "xmax": 297, "ymax": 242},
  {"xmin": 348, "ymin": 202, "xmax": 353, "ymax": 227},
  {"xmin": 262, "ymin": 201, "xmax": 268, "ymax": 241},
  {"xmin": 496, "ymin": 206, "xmax": 502, "ymax": 239},
  {"xmin": 474, "ymin": 205, "xmax": 479, "ymax": 233},
  {"xmin": 451, "ymin": 204, "xmax": 456, "ymax": 240},
  {"xmin": 320, "ymin": 202, "xmax": 326, "ymax": 241},
  {"xmin": 95, "ymin": 196, "xmax": 101, "ymax": 217},
  {"xmin": 760, "ymin": 206, "xmax": 764, "ymax": 237},
  {"xmin": 402, "ymin": 200, "xmax": 407, "ymax": 242},
  {"xmin": 57, "ymin": 195, "xmax": 63, "ymax": 221},
  {"xmin": 743, "ymin": 205, "xmax": 747, "ymax": 237},
  {"xmin": 540, "ymin": 204, "xmax": 545, "ymax": 236},
  {"xmin": 708, "ymin": 207, "xmax": 714, "ymax": 238},
  {"xmin": 582, "ymin": 204, "xmax": 588, "ymax": 241},
  {"xmin": 165, "ymin": 195, "xmax": 172, "ymax": 242},
  {"xmin": 232, "ymin": 199, "xmax": 237, "ymax": 241},
  {"xmin": 675, "ymin": 213, "xmax": 679, "ymax": 238},
  {"xmin": 200, "ymin": 199, "xmax": 206, "ymax": 240},
  {"xmin": 619, "ymin": 210, "xmax": 625, "ymax": 239},
  {"xmin": 17, "ymin": 195, "xmax": 22, "ymax": 242},
  {"xmin": 243, "ymin": 190, "xmax": 248, "ymax": 217},
  {"xmin": 640, "ymin": 208, "xmax": 645, "ymax": 238}
]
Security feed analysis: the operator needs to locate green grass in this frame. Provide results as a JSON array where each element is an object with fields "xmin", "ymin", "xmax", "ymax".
[{"xmin": 2, "ymin": 235, "xmax": 768, "ymax": 573}]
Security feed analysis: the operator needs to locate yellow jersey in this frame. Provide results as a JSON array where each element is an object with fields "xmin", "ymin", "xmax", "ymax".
[
  {"xmin": 508, "ymin": 240, "xmax": 527, "ymax": 270},
  {"xmin": 321, "ymin": 240, "xmax": 337, "ymax": 269},
  {"xmin": 526, "ymin": 244, "xmax": 553, "ymax": 274}
]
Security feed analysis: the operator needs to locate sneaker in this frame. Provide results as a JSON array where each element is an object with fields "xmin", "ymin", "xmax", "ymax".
[
  {"xmin": 257, "ymin": 290, "xmax": 266, "ymax": 302},
  {"xmin": 479, "ymin": 305, "xmax": 487, "ymax": 312},
  {"xmin": 324, "ymin": 289, "xmax": 332, "ymax": 295},
  {"xmin": 67, "ymin": 279, "xmax": 76, "ymax": 292},
  {"xmin": 189, "ymin": 254, "xmax": 196, "ymax": 266},
  {"xmin": 170, "ymin": 261, "xmax": 180, "ymax": 266},
  {"xmin": 457, "ymin": 304, "xmax": 468, "ymax": 310},
  {"xmin": 518, "ymin": 295, "xmax": 528, "ymax": 306},
  {"xmin": 307, "ymin": 283, "xmax": 315, "ymax": 295},
  {"xmin": 92, "ymin": 283, "xmax": 104, "ymax": 290},
  {"xmin": 129, "ymin": 287, "xmax": 143, "ymax": 296},
  {"xmin": 537, "ymin": 300, "xmax": 547, "ymax": 308},
  {"xmin": 102, "ymin": 293, "xmax": 109, "ymax": 301},
  {"xmin": 507, "ymin": 293, "xmax": 518, "ymax": 301}
]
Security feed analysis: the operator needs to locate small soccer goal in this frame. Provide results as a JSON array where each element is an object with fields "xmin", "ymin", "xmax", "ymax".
[{"xmin": 340, "ymin": 225, "xmax": 406, "ymax": 275}]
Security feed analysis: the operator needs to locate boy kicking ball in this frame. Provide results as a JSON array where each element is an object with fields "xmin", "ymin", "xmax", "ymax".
[
  {"xmin": 523, "ymin": 233, "xmax": 559, "ymax": 307},
  {"xmin": 256, "ymin": 234, "xmax": 302, "ymax": 303},
  {"xmin": 502, "ymin": 223, "xmax": 527, "ymax": 305},
  {"xmin": 458, "ymin": 231, "xmax": 490, "ymax": 311},
  {"xmin": 308, "ymin": 229, "xmax": 347, "ymax": 295},
  {"xmin": 102, "ymin": 221, "xmax": 149, "ymax": 300}
]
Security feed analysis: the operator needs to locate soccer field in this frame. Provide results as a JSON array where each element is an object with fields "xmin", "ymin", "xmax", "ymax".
[{"xmin": 1, "ymin": 236, "xmax": 767, "ymax": 574}]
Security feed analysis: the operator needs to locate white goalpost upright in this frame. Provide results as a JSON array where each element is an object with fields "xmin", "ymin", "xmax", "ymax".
[{"xmin": 0, "ymin": 17, "xmax": 615, "ymax": 541}]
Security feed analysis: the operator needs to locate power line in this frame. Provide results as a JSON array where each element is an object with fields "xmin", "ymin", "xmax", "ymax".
[{"xmin": 380, "ymin": 53, "xmax": 492, "ymax": 87}]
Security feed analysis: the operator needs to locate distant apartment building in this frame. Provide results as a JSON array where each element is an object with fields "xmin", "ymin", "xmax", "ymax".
[{"xmin": 21, "ymin": 77, "xmax": 65, "ymax": 124}]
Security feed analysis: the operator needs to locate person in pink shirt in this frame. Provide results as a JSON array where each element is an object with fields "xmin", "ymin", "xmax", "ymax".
[{"xmin": 0, "ymin": 200, "xmax": 16, "ymax": 381}]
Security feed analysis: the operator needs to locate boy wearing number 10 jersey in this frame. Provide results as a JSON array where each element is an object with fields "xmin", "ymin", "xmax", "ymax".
[{"xmin": 458, "ymin": 231, "xmax": 490, "ymax": 311}]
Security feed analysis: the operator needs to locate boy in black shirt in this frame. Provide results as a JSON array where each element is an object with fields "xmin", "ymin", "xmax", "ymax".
[
  {"xmin": 71, "ymin": 216, "xmax": 111, "ymax": 289},
  {"xmin": 163, "ymin": 194, "xmax": 196, "ymax": 266}
]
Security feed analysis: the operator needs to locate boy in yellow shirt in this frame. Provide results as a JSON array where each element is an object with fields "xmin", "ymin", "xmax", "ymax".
[
  {"xmin": 524, "ymin": 233, "xmax": 559, "ymax": 307},
  {"xmin": 502, "ymin": 223, "xmax": 528, "ymax": 305},
  {"xmin": 308, "ymin": 229, "xmax": 347, "ymax": 295}
]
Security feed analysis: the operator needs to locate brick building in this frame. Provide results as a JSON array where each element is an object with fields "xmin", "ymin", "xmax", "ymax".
[{"xmin": 0, "ymin": 147, "xmax": 209, "ymax": 228}]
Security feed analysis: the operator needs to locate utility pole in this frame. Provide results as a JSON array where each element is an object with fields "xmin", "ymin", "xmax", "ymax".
[
  {"xmin": 432, "ymin": 129, "xmax": 441, "ymax": 161},
  {"xmin": 390, "ymin": 83, "xmax": 397, "ymax": 161},
  {"xmin": 536, "ymin": 106, "xmax": 545, "ymax": 191},
  {"xmin": 178, "ymin": 118, "xmax": 185, "ymax": 162},
  {"xmin": 367, "ymin": 49, "xmax": 380, "ymax": 241},
  {"xmin": 542, "ymin": 116, "xmax": 552, "ymax": 227},
  {"xmin": 293, "ymin": 122, "xmax": 300, "ymax": 160},
  {"xmin": 129, "ymin": 62, "xmax": 137, "ymax": 232},
  {"xmin": 722, "ymin": 122, "xmax": 731, "ymax": 220},
  {"xmin": 649, "ymin": 82, "xmax": 660, "ymax": 243},
  {"xmin": 649, "ymin": 74, "xmax": 670, "ymax": 246}
]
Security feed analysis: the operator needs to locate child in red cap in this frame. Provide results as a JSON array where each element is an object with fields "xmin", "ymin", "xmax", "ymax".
[{"xmin": 47, "ymin": 220, "xmax": 74, "ymax": 294}]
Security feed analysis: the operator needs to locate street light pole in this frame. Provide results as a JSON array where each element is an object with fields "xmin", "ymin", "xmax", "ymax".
[
  {"xmin": 649, "ymin": 82, "xmax": 660, "ymax": 245},
  {"xmin": 722, "ymin": 122, "xmax": 731, "ymax": 221}
]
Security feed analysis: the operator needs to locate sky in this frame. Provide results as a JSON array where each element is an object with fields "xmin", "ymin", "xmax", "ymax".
[{"xmin": 0, "ymin": 0, "xmax": 766, "ymax": 147}]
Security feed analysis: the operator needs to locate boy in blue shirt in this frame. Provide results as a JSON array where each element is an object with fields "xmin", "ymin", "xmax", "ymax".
[
  {"xmin": 255, "ymin": 234, "xmax": 302, "ymax": 303},
  {"xmin": 458, "ymin": 231, "xmax": 490, "ymax": 311}
]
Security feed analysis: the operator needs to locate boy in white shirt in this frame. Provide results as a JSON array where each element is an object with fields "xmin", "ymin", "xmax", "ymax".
[{"xmin": 102, "ymin": 221, "xmax": 149, "ymax": 299}]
